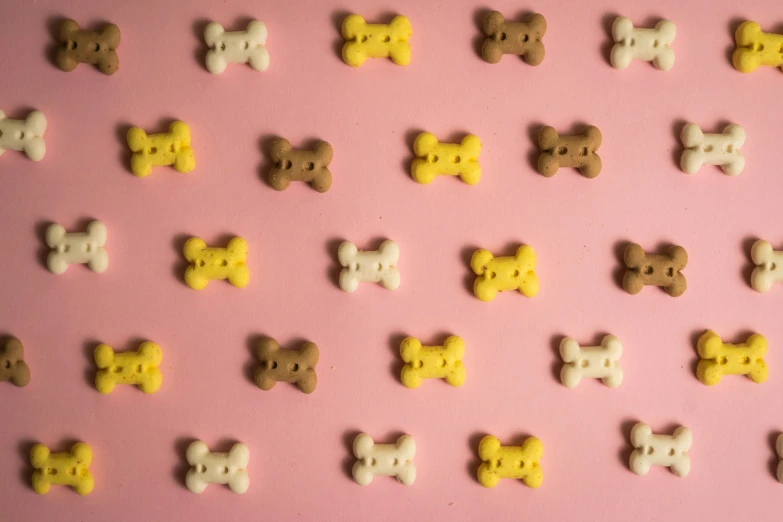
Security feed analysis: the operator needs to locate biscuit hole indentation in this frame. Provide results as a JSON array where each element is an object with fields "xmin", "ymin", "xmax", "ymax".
[
  {"xmin": 719, "ymin": 356, "xmax": 728, "ymax": 365},
  {"xmin": 703, "ymin": 145, "xmax": 713, "ymax": 153},
  {"xmin": 91, "ymin": 43, "xmax": 100, "ymax": 52},
  {"xmin": 269, "ymin": 361, "xmax": 278, "ymax": 370},
  {"xmin": 451, "ymin": 155, "xmax": 461, "ymax": 164},
  {"xmin": 522, "ymin": 34, "xmax": 529, "ymax": 43},
  {"xmin": 517, "ymin": 460, "xmax": 525, "ymax": 468},
  {"xmin": 414, "ymin": 360, "xmax": 423, "ymax": 369},
  {"xmin": 0, "ymin": 130, "xmax": 3, "ymax": 138},
  {"xmin": 488, "ymin": 271, "xmax": 496, "ymax": 280},
  {"xmin": 220, "ymin": 42, "xmax": 226, "ymax": 51},
  {"xmin": 63, "ymin": 245, "xmax": 70, "ymax": 253},
  {"xmin": 221, "ymin": 466, "xmax": 229, "ymax": 474},
  {"xmin": 392, "ymin": 458, "xmax": 399, "ymax": 466},
  {"xmin": 3, "ymin": 360, "xmax": 10, "ymax": 369},
  {"xmin": 305, "ymin": 161, "xmax": 315, "ymax": 171},
  {"xmin": 169, "ymin": 144, "xmax": 175, "ymax": 152},
  {"xmin": 281, "ymin": 160, "xmax": 292, "ymax": 170},
  {"xmin": 742, "ymin": 356, "xmax": 751, "ymax": 365},
  {"xmin": 668, "ymin": 448, "xmax": 675, "ymax": 456},
  {"xmin": 65, "ymin": 41, "xmax": 77, "ymax": 50},
  {"xmin": 725, "ymin": 144, "xmax": 733, "ymax": 153},
  {"xmin": 428, "ymin": 154, "xmax": 439, "ymax": 163},
  {"xmin": 630, "ymin": 38, "xmax": 636, "ymax": 47},
  {"xmin": 376, "ymin": 262, "xmax": 383, "ymax": 271},
  {"xmin": 666, "ymin": 267, "xmax": 674, "ymax": 277},
  {"xmin": 381, "ymin": 35, "xmax": 391, "ymax": 43},
  {"xmin": 580, "ymin": 147, "xmax": 588, "ymax": 156},
  {"xmin": 113, "ymin": 366, "xmax": 123, "ymax": 373},
  {"xmin": 198, "ymin": 260, "xmax": 205, "ymax": 267},
  {"xmin": 643, "ymin": 266, "xmax": 653, "ymax": 275},
  {"xmin": 580, "ymin": 360, "xmax": 589, "ymax": 368},
  {"xmin": 771, "ymin": 262, "xmax": 777, "ymax": 271},
  {"xmin": 69, "ymin": 467, "xmax": 77, "ymax": 475},
  {"xmin": 499, "ymin": 32, "xmax": 506, "ymax": 41},
  {"xmin": 136, "ymin": 364, "xmax": 143, "ymax": 372},
  {"xmin": 196, "ymin": 464, "xmax": 206, "ymax": 473},
  {"xmin": 511, "ymin": 269, "xmax": 519, "ymax": 278},
  {"xmin": 557, "ymin": 146, "xmax": 568, "ymax": 155},
  {"xmin": 753, "ymin": 43, "xmax": 764, "ymax": 52},
  {"xmin": 84, "ymin": 244, "xmax": 92, "ymax": 253},
  {"xmin": 439, "ymin": 358, "xmax": 447, "ymax": 367},
  {"xmin": 653, "ymin": 40, "xmax": 659, "ymax": 48},
  {"xmin": 646, "ymin": 447, "xmax": 653, "ymax": 455},
  {"xmin": 370, "ymin": 458, "xmax": 376, "ymax": 466},
  {"xmin": 47, "ymin": 468, "xmax": 57, "ymax": 476},
  {"xmin": 290, "ymin": 363, "xmax": 299, "ymax": 372},
  {"xmin": 17, "ymin": 131, "xmax": 25, "ymax": 140},
  {"xmin": 359, "ymin": 35, "xmax": 368, "ymax": 43},
  {"xmin": 244, "ymin": 41, "xmax": 250, "ymax": 50},
  {"xmin": 220, "ymin": 260, "xmax": 227, "ymax": 267},
  {"xmin": 148, "ymin": 147, "xmax": 158, "ymax": 154}
]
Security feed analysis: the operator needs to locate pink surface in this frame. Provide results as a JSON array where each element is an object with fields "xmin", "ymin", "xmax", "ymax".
[{"xmin": 1, "ymin": 0, "xmax": 782, "ymax": 520}]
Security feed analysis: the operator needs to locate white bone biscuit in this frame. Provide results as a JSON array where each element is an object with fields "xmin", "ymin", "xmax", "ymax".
[
  {"xmin": 680, "ymin": 123, "xmax": 745, "ymax": 175},
  {"xmin": 751, "ymin": 240, "xmax": 783, "ymax": 292},
  {"xmin": 186, "ymin": 441, "xmax": 249, "ymax": 494},
  {"xmin": 611, "ymin": 16, "xmax": 676, "ymax": 71},
  {"xmin": 352, "ymin": 433, "xmax": 416, "ymax": 486},
  {"xmin": 0, "ymin": 110, "xmax": 47, "ymax": 161},
  {"xmin": 204, "ymin": 20, "xmax": 269, "ymax": 75},
  {"xmin": 629, "ymin": 423, "xmax": 691, "ymax": 478},
  {"xmin": 559, "ymin": 335, "xmax": 623, "ymax": 389},
  {"xmin": 338, "ymin": 240, "xmax": 400, "ymax": 293},
  {"xmin": 46, "ymin": 221, "xmax": 108, "ymax": 275}
]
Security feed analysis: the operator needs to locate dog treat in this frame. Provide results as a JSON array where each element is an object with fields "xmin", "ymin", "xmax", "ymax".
[
  {"xmin": 183, "ymin": 236, "xmax": 249, "ymax": 290},
  {"xmin": 56, "ymin": 19, "xmax": 120, "ymax": 75},
  {"xmin": 46, "ymin": 221, "xmax": 108, "ymax": 275},
  {"xmin": 127, "ymin": 121, "xmax": 195, "ymax": 177},
  {"xmin": 186, "ymin": 441, "xmax": 249, "ymax": 494},
  {"xmin": 537, "ymin": 125, "xmax": 602, "ymax": 178},
  {"xmin": 352, "ymin": 433, "xmax": 416, "ymax": 486},
  {"xmin": 629, "ymin": 423, "xmax": 691, "ymax": 478},
  {"xmin": 411, "ymin": 132, "xmax": 481, "ymax": 185},
  {"xmin": 733, "ymin": 21, "xmax": 783, "ymax": 73},
  {"xmin": 400, "ymin": 335, "xmax": 465, "ymax": 389},
  {"xmin": 680, "ymin": 123, "xmax": 745, "ymax": 175},
  {"xmin": 0, "ymin": 338, "xmax": 30, "ymax": 387},
  {"xmin": 94, "ymin": 341, "xmax": 162, "ymax": 394},
  {"xmin": 268, "ymin": 139, "xmax": 333, "ymax": 192},
  {"xmin": 0, "ymin": 110, "xmax": 46, "ymax": 161},
  {"xmin": 204, "ymin": 20, "xmax": 269, "ymax": 74},
  {"xmin": 611, "ymin": 16, "xmax": 676, "ymax": 70},
  {"xmin": 30, "ymin": 442, "xmax": 94, "ymax": 495},
  {"xmin": 623, "ymin": 243, "xmax": 687, "ymax": 297},
  {"xmin": 341, "ymin": 14, "xmax": 411, "ymax": 67},
  {"xmin": 751, "ymin": 240, "xmax": 783, "ymax": 292},
  {"xmin": 777, "ymin": 434, "xmax": 783, "ymax": 484},
  {"xmin": 471, "ymin": 245, "xmax": 538, "ymax": 302},
  {"xmin": 254, "ymin": 337, "xmax": 319, "ymax": 394},
  {"xmin": 559, "ymin": 335, "xmax": 623, "ymax": 389},
  {"xmin": 481, "ymin": 11, "xmax": 546, "ymax": 65},
  {"xmin": 338, "ymin": 240, "xmax": 400, "ymax": 293},
  {"xmin": 477, "ymin": 435, "xmax": 543, "ymax": 488},
  {"xmin": 696, "ymin": 330, "xmax": 767, "ymax": 386}
]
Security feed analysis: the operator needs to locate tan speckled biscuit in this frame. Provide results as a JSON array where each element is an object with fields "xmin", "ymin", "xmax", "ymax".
[
  {"xmin": 482, "ymin": 12, "xmax": 546, "ymax": 65},
  {"xmin": 268, "ymin": 139, "xmax": 333, "ymax": 192},
  {"xmin": 537, "ymin": 125, "xmax": 602, "ymax": 178},
  {"xmin": 56, "ymin": 19, "xmax": 120, "ymax": 75},
  {"xmin": 255, "ymin": 338, "xmax": 319, "ymax": 393},
  {"xmin": 623, "ymin": 243, "xmax": 688, "ymax": 296},
  {"xmin": 1, "ymin": 338, "xmax": 30, "ymax": 387}
]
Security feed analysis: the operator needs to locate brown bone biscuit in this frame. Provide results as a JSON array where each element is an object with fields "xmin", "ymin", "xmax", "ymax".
[
  {"xmin": 623, "ymin": 243, "xmax": 688, "ymax": 297},
  {"xmin": 268, "ymin": 139, "xmax": 333, "ymax": 193},
  {"xmin": 482, "ymin": 12, "xmax": 546, "ymax": 65},
  {"xmin": 1, "ymin": 338, "xmax": 30, "ymax": 387},
  {"xmin": 56, "ymin": 19, "xmax": 120, "ymax": 75},
  {"xmin": 537, "ymin": 125, "xmax": 602, "ymax": 178},
  {"xmin": 254, "ymin": 338, "xmax": 319, "ymax": 393}
]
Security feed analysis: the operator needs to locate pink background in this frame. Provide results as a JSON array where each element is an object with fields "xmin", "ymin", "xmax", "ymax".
[{"xmin": 1, "ymin": 0, "xmax": 782, "ymax": 520}]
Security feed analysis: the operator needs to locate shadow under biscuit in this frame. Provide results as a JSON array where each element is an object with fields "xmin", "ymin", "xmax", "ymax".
[
  {"xmin": 326, "ymin": 237, "xmax": 345, "ymax": 289},
  {"xmin": 741, "ymin": 236, "xmax": 759, "ymax": 289},
  {"xmin": 768, "ymin": 431, "xmax": 781, "ymax": 480},
  {"xmin": 172, "ymin": 436, "xmax": 197, "ymax": 488},
  {"xmin": 341, "ymin": 429, "xmax": 362, "ymax": 481},
  {"xmin": 460, "ymin": 244, "xmax": 480, "ymax": 297},
  {"xmin": 331, "ymin": 10, "xmax": 351, "ymax": 63},
  {"xmin": 388, "ymin": 332, "xmax": 407, "ymax": 382},
  {"xmin": 402, "ymin": 128, "xmax": 424, "ymax": 180},
  {"xmin": 600, "ymin": 13, "xmax": 619, "ymax": 65},
  {"xmin": 618, "ymin": 419, "xmax": 638, "ymax": 469}
]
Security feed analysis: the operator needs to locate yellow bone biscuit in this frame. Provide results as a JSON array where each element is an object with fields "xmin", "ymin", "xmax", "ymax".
[
  {"xmin": 411, "ymin": 132, "xmax": 482, "ymax": 185},
  {"xmin": 94, "ymin": 341, "xmax": 162, "ymax": 394},
  {"xmin": 477, "ymin": 435, "xmax": 543, "ymax": 488},
  {"xmin": 183, "ymin": 236, "xmax": 249, "ymax": 290},
  {"xmin": 471, "ymin": 245, "xmax": 538, "ymax": 302},
  {"xmin": 696, "ymin": 330, "xmax": 768, "ymax": 386},
  {"xmin": 733, "ymin": 21, "xmax": 783, "ymax": 73},
  {"xmin": 400, "ymin": 335, "xmax": 466, "ymax": 388},
  {"xmin": 341, "ymin": 14, "xmax": 411, "ymax": 67},
  {"xmin": 127, "ymin": 121, "xmax": 195, "ymax": 177},
  {"xmin": 30, "ymin": 442, "xmax": 94, "ymax": 495}
]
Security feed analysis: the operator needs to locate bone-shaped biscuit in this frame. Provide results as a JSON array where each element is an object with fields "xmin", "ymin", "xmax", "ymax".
[
  {"xmin": 411, "ymin": 132, "xmax": 482, "ymax": 185},
  {"xmin": 751, "ymin": 239, "xmax": 783, "ymax": 292},
  {"xmin": 611, "ymin": 17, "xmax": 676, "ymax": 71},
  {"xmin": 777, "ymin": 434, "xmax": 783, "ymax": 484},
  {"xmin": 186, "ymin": 441, "xmax": 249, "ymax": 494},
  {"xmin": 696, "ymin": 330, "xmax": 768, "ymax": 386},
  {"xmin": 268, "ymin": 139, "xmax": 333, "ymax": 192},
  {"xmin": 471, "ymin": 245, "xmax": 538, "ymax": 302},
  {"xmin": 481, "ymin": 11, "xmax": 546, "ymax": 65},
  {"xmin": 559, "ymin": 335, "xmax": 623, "ymax": 389},
  {"xmin": 254, "ymin": 337, "xmax": 319, "ymax": 394},
  {"xmin": 623, "ymin": 243, "xmax": 687, "ymax": 297},
  {"xmin": 338, "ymin": 240, "xmax": 400, "ymax": 293},
  {"xmin": 537, "ymin": 125, "xmax": 602, "ymax": 178},
  {"xmin": 46, "ymin": 220, "xmax": 108, "ymax": 275},
  {"xmin": 0, "ymin": 110, "xmax": 47, "ymax": 161},
  {"xmin": 733, "ymin": 21, "xmax": 783, "ymax": 73},
  {"xmin": 400, "ymin": 335, "xmax": 466, "ymax": 389},
  {"xmin": 94, "ymin": 341, "xmax": 162, "ymax": 394},
  {"xmin": 30, "ymin": 442, "xmax": 94, "ymax": 495},
  {"xmin": 680, "ymin": 123, "xmax": 745, "ymax": 176},
  {"xmin": 629, "ymin": 423, "xmax": 691, "ymax": 478},
  {"xmin": 477, "ymin": 435, "xmax": 543, "ymax": 488},
  {"xmin": 352, "ymin": 433, "xmax": 416, "ymax": 486},
  {"xmin": 56, "ymin": 19, "xmax": 120, "ymax": 75},
  {"xmin": 127, "ymin": 121, "xmax": 195, "ymax": 177},
  {"xmin": 341, "ymin": 14, "xmax": 412, "ymax": 67},
  {"xmin": 183, "ymin": 236, "xmax": 249, "ymax": 290},
  {"xmin": 204, "ymin": 20, "xmax": 269, "ymax": 75},
  {"xmin": 0, "ymin": 338, "xmax": 30, "ymax": 387}
]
